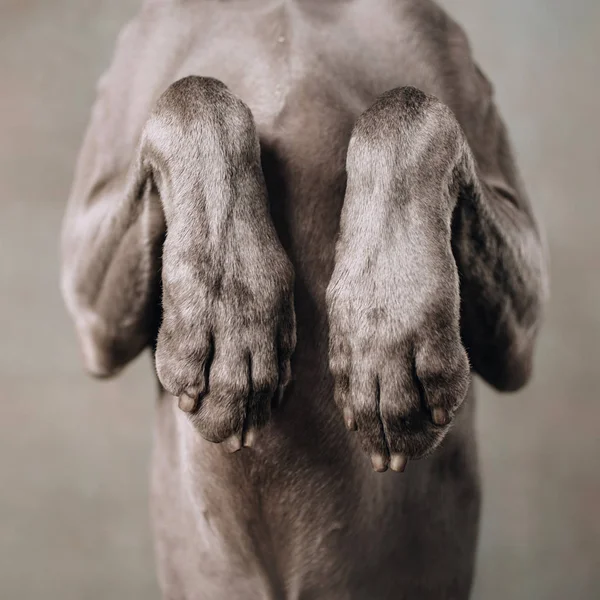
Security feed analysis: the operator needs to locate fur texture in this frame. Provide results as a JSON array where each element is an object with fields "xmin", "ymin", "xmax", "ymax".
[{"xmin": 61, "ymin": 1, "xmax": 548, "ymax": 598}]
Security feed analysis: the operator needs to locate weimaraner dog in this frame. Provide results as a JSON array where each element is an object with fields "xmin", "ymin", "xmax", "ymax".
[{"xmin": 61, "ymin": 0, "xmax": 548, "ymax": 598}]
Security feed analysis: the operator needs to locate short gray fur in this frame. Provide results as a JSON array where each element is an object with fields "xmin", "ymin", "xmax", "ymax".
[{"xmin": 60, "ymin": 1, "xmax": 548, "ymax": 598}]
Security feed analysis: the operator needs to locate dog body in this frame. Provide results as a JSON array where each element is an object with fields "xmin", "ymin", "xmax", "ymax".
[{"xmin": 61, "ymin": 1, "xmax": 547, "ymax": 598}]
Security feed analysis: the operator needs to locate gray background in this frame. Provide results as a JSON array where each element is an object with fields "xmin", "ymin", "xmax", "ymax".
[{"xmin": 1, "ymin": 1, "xmax": 598, "ymax": 598}]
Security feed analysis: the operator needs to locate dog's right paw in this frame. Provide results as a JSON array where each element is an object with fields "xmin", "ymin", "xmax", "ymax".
[{"xmin": 155, "ymin": 243, "xmax": 296, "ymax": 450}]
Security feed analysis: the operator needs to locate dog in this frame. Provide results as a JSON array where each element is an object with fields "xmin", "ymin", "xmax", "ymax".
[{"xmin": 60, "ymin": 0, "xmax": 548, "ymax": 598}]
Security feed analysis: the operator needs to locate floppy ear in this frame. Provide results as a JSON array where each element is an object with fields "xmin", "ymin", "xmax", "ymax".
[{"xmin": 61, "ymin": 104, "xmax": 166, "ymax": 378}]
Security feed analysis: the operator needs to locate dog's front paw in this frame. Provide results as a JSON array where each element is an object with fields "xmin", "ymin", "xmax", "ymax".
[
  {"xmin": 327, "ymin": 239, "xmax": 470, "ymax": 471},
  {"xmin": 156, "ymin": 239, "xmax": 296, "ymax": 450}
]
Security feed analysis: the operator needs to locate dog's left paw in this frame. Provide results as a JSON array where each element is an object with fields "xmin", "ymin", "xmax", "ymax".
[
  {"xmin": 327, "ymin": 219, "xmax": 470, "ymax": 471},
  {"xmin": 327, "ymin": 85, "xmax": 473, "ymax": 471}
]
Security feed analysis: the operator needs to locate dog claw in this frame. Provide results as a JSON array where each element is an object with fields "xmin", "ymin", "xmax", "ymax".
[
  {"xmin": 223, "ymin": 434, "xmax": 243, "ymax": 454},
  {"xmin": 370, "ymin": 454, "xmax": 388, "ymax": 473},
  {"xmin": 390, "ymin": 454, "xmax": 408, "ymax": 473},
  {"xmin": 432, "ymin": 407, "xmax": 450, "ymax": 426},
  {"xmin": 343, "ymin": 408, "xmax": 357, "ymax": 431},
  {"xmin": 179, "ymin": 394, "xmax": 197, "ymax": 413},
  {"xmin": 243, "ymin": 428, "xmax": 257, "ymax": 448}
]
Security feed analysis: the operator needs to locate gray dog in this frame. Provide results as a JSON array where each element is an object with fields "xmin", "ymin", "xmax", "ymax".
[{"xmin": 60, "ymin": 0, "xmax": 548, "ymax": 598}]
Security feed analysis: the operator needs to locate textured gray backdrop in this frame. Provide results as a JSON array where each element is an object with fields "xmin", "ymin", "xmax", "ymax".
[{"xmin": 1, "ymin": 1, "xmax": 598, "ymax": 598}]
